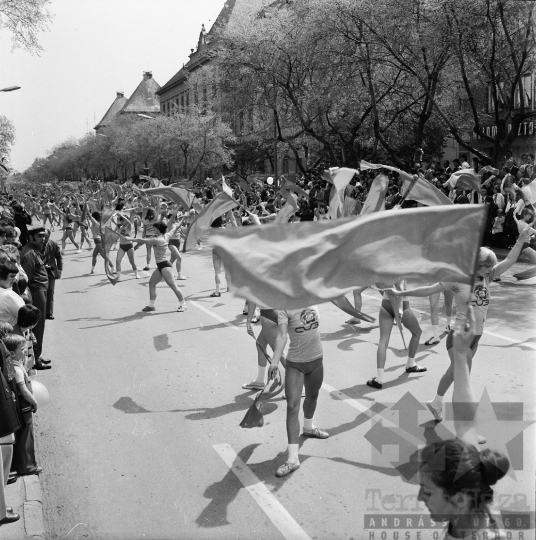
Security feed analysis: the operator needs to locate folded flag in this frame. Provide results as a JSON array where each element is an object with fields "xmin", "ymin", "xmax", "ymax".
[
  {"xmin": 183, "ymin": 192, "xmax": 239, "ymax": 252},
  {"xmin": 102, "ymin": 227, "xmax": 121, "ymax": 285},
  {"xmin": 445, "ymin": 169, "xmax": 482, "ymax": 192},
  {"xmin": 274, "ymin": 191, "xmax": 299, "ymax": 223},
  {"xmin": 210, "ymin": 205, "xmax": 487, "ymax": 309},
  {"xmin": 360, "ymin": 174, "xmax": 389, "ymax": 215}
]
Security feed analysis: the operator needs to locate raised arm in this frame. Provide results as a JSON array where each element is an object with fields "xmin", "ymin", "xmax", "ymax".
[
  {"xmin": 495, "ymin": 228, "xmax": 531, "ymax": 276},
  {"xmin": 451, "ymin": 306, "xmax": 479, "ymax": 447},
  {"xmin": 380, "ymin": 282, "xmax": 444, "ymax": 297}
]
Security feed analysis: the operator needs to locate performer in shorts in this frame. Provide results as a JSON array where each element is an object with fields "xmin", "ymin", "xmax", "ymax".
[{"xmin": 268, "ymin": 306, "xmax": 329, "ymax": 478}]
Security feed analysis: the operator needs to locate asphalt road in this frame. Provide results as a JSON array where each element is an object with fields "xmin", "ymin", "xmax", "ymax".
[{"xmin": 34, "ymin": 230, "xmax": 536, "ymax": 540}]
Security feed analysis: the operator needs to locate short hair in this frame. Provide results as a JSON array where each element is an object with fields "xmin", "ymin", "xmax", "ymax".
[
  {"xmin": 3, "ymin": 333, "xmax": 26, "ymax": 353},
  {"xmin": 0, "ymin": 260, "xmax": 19, "ymax": 280},
  {"xmin": 17, "ymin": 304, "xmax": 41, "ymax": 328},
  {"xmin": 523, "ymin": 207, "xmax": 535, "ymax": 219},
  {"xmin": 91, "ymin": 211, "xmax": 101, "ymax": 221},
  {"xmin": 478, "ymin": 247, "xmax": 498, "ymax": 268},
  {"xmin": 0, "ymin": 321, "xmax": 13, "ymax": 340}
]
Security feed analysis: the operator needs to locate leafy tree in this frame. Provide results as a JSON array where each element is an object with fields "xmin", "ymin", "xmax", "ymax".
[{"xmin": 0, "ymin": 114, "xmax": 15, "ymax": 159}]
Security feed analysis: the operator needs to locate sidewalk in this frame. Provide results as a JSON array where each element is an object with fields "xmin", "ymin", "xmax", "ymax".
[{"xmin": 2, "ymin": 475, "xmax": 45, "ymax": 540}]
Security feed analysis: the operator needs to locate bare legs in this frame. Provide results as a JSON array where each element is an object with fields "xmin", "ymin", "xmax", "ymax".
[{"xmin": 116, "ymin": 247, "xmax": 138, "ymax": 278}]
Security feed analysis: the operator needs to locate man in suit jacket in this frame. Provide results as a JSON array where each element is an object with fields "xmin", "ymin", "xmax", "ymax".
[{"xmin": 43, "ymin": 230, "xmax": 62, "ymax": 320}]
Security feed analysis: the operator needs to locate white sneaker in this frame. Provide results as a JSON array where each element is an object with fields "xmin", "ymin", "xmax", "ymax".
[{"xmin": 426, "ymin": 401, "xmax": 443, "ymax": 422}]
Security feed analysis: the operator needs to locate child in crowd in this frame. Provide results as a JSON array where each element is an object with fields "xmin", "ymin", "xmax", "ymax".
[{"xmin": 3, "ymin": 334, "xmax": 41, "ymax": 476}]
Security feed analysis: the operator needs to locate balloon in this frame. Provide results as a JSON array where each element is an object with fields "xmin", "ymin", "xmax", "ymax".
[
  {"xmin": 31, "ymin": 380, "xmax": 50, "ymax": 408},
  {"xmin": 266, "ymin": 177, "xmax": 274, "ymax": 185}
]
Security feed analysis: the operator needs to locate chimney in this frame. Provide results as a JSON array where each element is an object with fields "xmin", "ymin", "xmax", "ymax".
[
  {"xmin": 116, "ymin": 91, "xmax": 124, "ymax": 98},
  {"xmin": 143, "ymin": 71, "xmax": 152, "ymax": 80}
]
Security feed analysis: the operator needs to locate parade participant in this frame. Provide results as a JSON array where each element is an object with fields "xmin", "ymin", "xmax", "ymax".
[
  {"xmin": 243, "ymin": 302, "xmax": 286, "ymax": 390},
  {"xmin": 424, "ymin": 290, "xmax": 454, "ymax": 346},
  {"xmin": 142, "ymin": 207, "xmax": 157, "ymax": 270},
  {"xmin": 418, "ymin": 308, "xmax": 508, "ymax": 539},
  {"xmin": 345, "ymin": 286, "xmax": 367, "ymax": 325},
  {"xmin": 210, "ymin": 213, "xmax": 237, "ymax": 297},
  {"xmin": 114, "ymin": 213, "xmax": 139, "ymax": 279},
  {"xmin": 168, "ymin": 214, "xmax": 187, "ymax": 281},
  {"xmin": 384, "ymin": 231, "xmax": 531, "ymax": 422},
  {"xmin": 86, "ymin": 209, "xmax": 105, "ymax": 275},
  {"xmin": 367, "ymin": 280, "xmax": 425, "ymax": 389},
  {"xmin": 42, "ymin": 230, "xmax": 62, "ymax": 320},
  {"xmin": 20, "ymin": 226, "xmax": 51, "ymax": 370},
  {"xmin": 77, "ymin": 205, "xmax": 92, "ymax": 251},
  {"xmin": 268, "ymin": 305, "xmax": 329, "ymax": 478},
  {"xmin": 40, "ymin": 199, "xmax": 54, "ymax": 230},
  {"xmin": 55, "ymin": 203, "xmax": 81, "ymax": 254},
  {"xmin": 125, "ymin": 221, "xmax": 187, "ymax": 312}
]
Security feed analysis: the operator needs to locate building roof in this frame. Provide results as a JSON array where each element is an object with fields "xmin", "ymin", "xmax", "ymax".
[
  {"xmin": 119, "ymin": 72, "xmax": 161, "ymax": 114},
  {"xmin": 157, "ymin": 0, "xmax": 247, "ymax": 96},
  {"xmin": 94, "ymin": 91, "xmax": 128, "ymax": 130}
]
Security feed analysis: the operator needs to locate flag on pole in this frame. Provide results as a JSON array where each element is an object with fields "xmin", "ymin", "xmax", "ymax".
[
  {"xmin": 360, "ymin": 174, "xmax": 389, "ymax": 215},
  {"xmin": 279, "ymin": 178, "xmax": 309, "ymax": 199},
  {"xmin": 444, "ymin": 169, "xmax": 482, "ymax": 192},
  {"xmin": 274, "ymin": 191, "xmax": 299, "ymax": 223},
  {"xmin": 331, "ymin": 296, "xmax": 375, "ymax": 323},
  {"xmin": 102, "ymin": 227, "xmax": 121, "ymax": 285},
  {"xmin": 222, "ymin": 176, "xmax": 233, "ymax": 197},
  {"xmin": 210, "ymin": 205, "xmax": 487, "ymax": 309},
  {"xmin": 342, "ymin": 196, "xmax": 358, "ymax": 217},
  {"xmin": 183, "ymin": 192, "xmax": 239, "ymax": 252},
  {"xmin": 134, "ymin": 185, "xmax": 198, "ymax": 211}
]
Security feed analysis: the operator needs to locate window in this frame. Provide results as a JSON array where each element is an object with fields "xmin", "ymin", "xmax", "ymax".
[
  {"xmin": 186, "ymin": 92, "xmax": 190, "ymax": 108},
  {"xmin": 181, "ymin": 95, "xmax": 185, "ymax": 110}
]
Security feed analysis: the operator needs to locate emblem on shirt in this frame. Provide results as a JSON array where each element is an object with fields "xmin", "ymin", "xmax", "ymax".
[
  {"xmin": 295, "ymin": 308, "xmax": 319, "ymax": 333},
  {"xmin": 473, "ymin": 283, "xmax": 489, "ymax": 306}
]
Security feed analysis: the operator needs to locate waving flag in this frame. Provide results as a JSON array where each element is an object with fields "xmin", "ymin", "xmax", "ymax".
[
  {"xmin": 210, "ymin": 205, "xmax": 487, "ymax": 309},
  {"xmin": 222, "ymin": 176, "xmax": 233, "ymax": 197},
  {"xmin": 328, "ymin": 168, "xmax": 359, "ymax": 219},
  {"xmin": 360, "ymin": 174, "xmax": 389, "ymax": 215},
  {"xmin": 183, "ymin": 192, "xmax": 239, "ymax": 252},
  {"xmin": 400, "ymin": 175, "xmax": 453, "ymax": 206},
  {"xmin": 360, "ymin": 160, "xmax": 413, "ymax": 182},
  {"xmin": 134, "ymin": 185, "xmax": 198, "ymax": 211},
  {"xmin": 274, "ymin": 192, "xmax": 298, "ymax": 223},
  {"xmin": 342, "ymin": 196, "xmax": 358, "ymax": 217},
  {"xmin": 279, "ymin": 178, "xmax": 309, "ymax": 199},
  {"xmin": 445, "ymin": 169, "xmax": 481, "ymax": 192}
]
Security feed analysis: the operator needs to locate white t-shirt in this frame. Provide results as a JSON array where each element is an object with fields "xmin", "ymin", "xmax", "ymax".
[
  {"xmin": 0, "ymin": 288, "xmax": 25, "ymax": 326},
  {"xmin": 441, "ymin": 270, "xmax": 497, "ymax": 335},
  {"xmin": 277, "ymin": 306, "xmax": 322, "ymax": 363}
]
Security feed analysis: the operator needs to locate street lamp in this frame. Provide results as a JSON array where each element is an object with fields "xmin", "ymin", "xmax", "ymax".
[{"xmin": 0, "ymin": 86, "xmax": 21, "ymax": 92}]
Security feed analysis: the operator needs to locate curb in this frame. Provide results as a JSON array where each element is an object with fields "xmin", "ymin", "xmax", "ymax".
[{"xmin": 3, "ymin": 475, "xmax": 46, "ymax": 540}]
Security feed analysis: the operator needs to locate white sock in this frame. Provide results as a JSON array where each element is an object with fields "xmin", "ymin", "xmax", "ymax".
[
  {"xmin": 288, "ymin": 444, "xmax": 299, "ymax": 463},
  {"xmin": 406, "ymin": 356, "xmax": 416, "ymax": 369},
  {"xmin": 446, "ymin": 316, "xmax": 452, "ymax": 327},
  {"xmin": 432, "ymin": 393, "xmax": 443, "ymax": 406},
  {"xmin": 432, "ymin": 325, "xmax": 439, "ymax": 339},
  {"xmin": 255, "ymin": 365, "xmax": 267, "ymax": 384},
  {"xmin": 377, "ymin": 368, "xmax": 384, "ymax": 384},
  {"xmin": 304, "ymin": 417, "xmax": 314, "ymax": 431},
  {"xmin": 149, "ymin": 299, "xmax": 155, "ymax": 308}
]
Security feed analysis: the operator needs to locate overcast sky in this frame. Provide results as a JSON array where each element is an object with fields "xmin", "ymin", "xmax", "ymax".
[{"xmin": 0, "ymin": 0, "xmax": 225, "ymax": 172}]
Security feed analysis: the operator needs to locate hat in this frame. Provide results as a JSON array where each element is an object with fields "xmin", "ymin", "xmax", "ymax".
[{"xmin": 27, "ymin": 225, "xmax": 46, "ymax": 235}]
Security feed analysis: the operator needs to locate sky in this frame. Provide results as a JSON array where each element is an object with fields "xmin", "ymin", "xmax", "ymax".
[{"xmin": 0, "ymin": 0, "xmax": 226, "ymax": 172}]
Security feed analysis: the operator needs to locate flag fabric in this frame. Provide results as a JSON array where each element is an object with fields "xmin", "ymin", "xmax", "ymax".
[
  {"xmin": 360, "ymin": 174, "xmax": 389, "ymax": 215},
  {"xmin": 222, "ymin": 176, "xmax": 233, "ymax": 197},
  {"xmin": 210, "ymin": 205, "xmax": 487, "ymax": 309},
  {"xmin": 445, "ymin": 169, "xmax": 482, "ymax": 192},
  {"xmin": 360, "ymin": 160, "xmax": 413, "ymax": 182},
  {"xmin": 135, "ymin": 185, "xmax": 196, "ymax": 210},
  {"xmin": 170, "ymin": 180, "xmax": 194, "ymax": 189},
  {"xmin": 238, "ymin": 177, "xmax": 252, "ymax": 194},
  {"xmin": 274, "ymin": 192, "xmax": 298, "ymax": 223},
  {"xmin": 328, "ymin": 168, "xmax": 359, "ymax": 219},
  {"xmin": 400, "ymin": 175, "xmax": 453, "ymax": 206},
  {"xmin": 342, "ymin": 197, "xmax": 357, "ymax": 217},
  {"xmin": 183, "ymin": 192, "xmax": 239, "ymax": 252},
  {"xmin": 331, "ymin": 296, "xmax": 375, "ymax": 323},
  {"xmin": 279, "ymin": 178, "xmax": 309, "ymax": 199},
  {"xmin": 102, "ymin": 227, "xmax": 121, "ymax": 285}
]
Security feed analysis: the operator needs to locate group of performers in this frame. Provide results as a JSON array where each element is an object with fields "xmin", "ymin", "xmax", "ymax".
[{"xmin": 4, "ymin": 165, "xmax": 535, "ymax": 539}]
